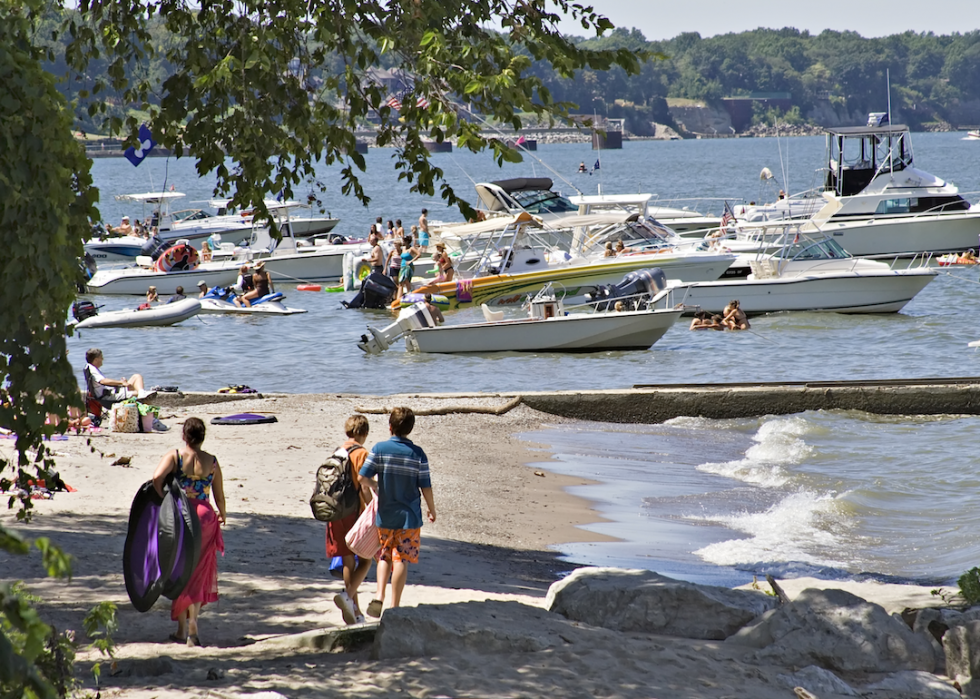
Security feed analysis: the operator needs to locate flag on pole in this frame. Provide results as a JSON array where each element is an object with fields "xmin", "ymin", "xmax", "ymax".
[
  {"xmin": 386, "ymin": 96, "xmax": 402, "ymax": 110},
  {"xmin": 415, "ymin": 96, "xmax": 430, "ymax": 109},
  {"xmin": 124, "ymin": 124, "xmax": 156, "ymax": 167},
  {"xmin": 515, "ymin": 135, "xmax": 526, "ymax": 146},
  {"xmin": 592, "ymin": 159, "xmax": 600, "ymax": 172},
  {"xmin": 720, "ymin": 201, "xmax": 736, "ymax": 229}
]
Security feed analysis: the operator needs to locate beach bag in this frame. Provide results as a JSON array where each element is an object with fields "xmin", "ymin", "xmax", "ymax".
[
  {"xmin": 110, "ymin": 403, "xmax": 140, "ymax": 433},
  {"xmin": 345, "ymin": 498, "xmax": 380, "ymax": 558},
  {"xmin": 310, "ymin": 445, "xmax": 363, "ymax": 522}
]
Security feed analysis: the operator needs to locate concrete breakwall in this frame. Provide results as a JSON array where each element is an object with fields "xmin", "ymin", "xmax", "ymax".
[{"xmin": 518, "ymin": 378, "xmax": 980, "ymax": 424}]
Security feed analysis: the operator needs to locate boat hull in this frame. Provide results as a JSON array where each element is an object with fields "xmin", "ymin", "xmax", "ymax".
[
  {"xmin": 198, "ymin": 298, "xmax": 307, "ymax": 315},
  {"xmin": 406, "ymin": 309, "xmax": 683, "ymax": 353},
  {"xmin": 415, "ymin": 253, "xmax": 735, "ymax": 310},
  {"xmin": 86, "ymin": 265, "xmax": 240, "ymax": 295},
  {"xmin": 673, "ymin": 269, "xmax": 937, "ymax": 315},
  {"xmin": 84, "ymin": 236, "xmax": 147, "ymax": 262},
  {"xmin": 73, "ymin": 299, "xmax": 202, "ymax": 328},
  {"xmin": 819, "ymin": 212, "xmax": 980, "ymax": 258}
]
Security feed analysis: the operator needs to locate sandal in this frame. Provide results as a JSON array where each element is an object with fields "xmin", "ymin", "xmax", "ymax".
[
  {"xmin": 366, "ymin": 599, "xmax": 383, "ymax": 618},
  {"xmin": 186, "ymin": 634, "xmax": 203, "ymax": 647},
  {"xmin": 168, "ymin": 633, "xmax": 187, "ymax": 644}
]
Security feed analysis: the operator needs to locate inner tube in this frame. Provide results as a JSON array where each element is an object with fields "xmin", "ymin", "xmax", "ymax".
[
  {"xmin": 398, "ymin": 292, "xmax": 450, "ymax": 308},
  {"xmin": 297, "ymin": 284, "xmax": 321, "ymax": 291},
  {"xmin": 123, "ymin": 481, "xmax": 176, "ymax": 612},
  {"xmin": 155, "ymin": 243, "xmax": 200, "ymax": 273},
  {"xmin": 159, "ymin": 479, "xmax": 202, "ymax": 601},
  {"xmin": 210, "ymin": 413, "xmax": 278, "ymax": 425}
]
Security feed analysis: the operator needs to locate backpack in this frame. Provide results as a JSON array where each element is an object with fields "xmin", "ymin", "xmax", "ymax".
[{"xmin": 310, "ymin": 444, "xmax": 363, "ymax": 522}]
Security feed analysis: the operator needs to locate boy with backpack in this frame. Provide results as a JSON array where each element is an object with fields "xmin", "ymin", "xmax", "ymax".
[
  {"xmin": 358, "ymin": 406, "xmax": 436, "ymax": 617},
  {"xmin": 324, "ymin": 414, "xmax": 374, "ymax": 624}
]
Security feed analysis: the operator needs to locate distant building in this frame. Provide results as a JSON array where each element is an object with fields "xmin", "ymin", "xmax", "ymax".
[{"xmin": 721, "ymin": 93, "xmax": 793, "ymax": 131}]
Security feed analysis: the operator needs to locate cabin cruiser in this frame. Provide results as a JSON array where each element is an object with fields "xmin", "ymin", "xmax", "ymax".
[{"xmin": 735, "ymin": 122, "xmax": 980, "ymax": 257}]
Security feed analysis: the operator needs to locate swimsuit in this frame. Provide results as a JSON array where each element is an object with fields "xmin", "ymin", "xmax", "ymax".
[{"xmin": 175, "ymin": 451, "xmax": 216, "ymax": 501}]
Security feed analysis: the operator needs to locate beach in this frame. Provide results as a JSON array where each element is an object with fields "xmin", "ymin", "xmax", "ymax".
[{"xmin": 1, "ymin": 392, "xmax": 960, "ymax": 698}]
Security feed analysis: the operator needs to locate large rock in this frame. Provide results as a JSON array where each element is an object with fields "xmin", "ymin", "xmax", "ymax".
[
  {"xmin": 861, "ymin": 670, "xmax": 960, "ymax": 699},
  {"xmin": 943, "ymin": 619, "xmax": 980, "ymax": 697},
  {"xmin": 731, "ymin": 587, "xmax": 935, "ymax": 673},
  {"xmin": 372, "ymin": 600, "xmax": 619, "ymax": 659},
  {"xmin": 545, "ymin": 567, "xmax": 778, "ymax": 640},
  {"xmin": 776, "ymin": 665, "xmax": 858, "ymax": 696}
]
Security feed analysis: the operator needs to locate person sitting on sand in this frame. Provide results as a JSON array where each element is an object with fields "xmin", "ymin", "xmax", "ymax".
[
  {"xmin": 152, "ymin": 417, "xmax": 226, "ymax": 646},
  {"xmin": 84, "ymin": 348, "xmax": 154, "ymax": 406},
  {"xmin": 359, "ymin": 407, "xmax": 436, "ymax": 618},
  {"xmin": 328, "ymin": 414, "xmax": 374, "ymax": 625},
  {"xmin": 722, "ymin": 299, "xmax": 750, "ymax": 330}
]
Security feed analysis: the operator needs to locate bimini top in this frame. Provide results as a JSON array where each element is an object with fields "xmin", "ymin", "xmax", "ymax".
[
  {"xmin": 488, "ymin": 177, "xmax": 554, "ymax": 193},
  {"xmin": 824, "ymin": 124, "xmax": 910, "ymax": 137}
]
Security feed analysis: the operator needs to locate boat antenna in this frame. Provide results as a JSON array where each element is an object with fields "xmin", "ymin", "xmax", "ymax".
[
  {"xmin": 454, "ymin": 102, "xmax": 584, "ymax": 195},
  {"xmin": 593, "ymin": 109, "xmax": 603, "ymax": 194},
  {"xmin": 886, "ymin": 68, "xmax": 894, "ymax": 175}
]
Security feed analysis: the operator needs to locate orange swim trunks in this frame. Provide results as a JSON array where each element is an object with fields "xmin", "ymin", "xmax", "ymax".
[{"xmin": 377, "ymin": 527, "xmax": 421, "ymax": 564}]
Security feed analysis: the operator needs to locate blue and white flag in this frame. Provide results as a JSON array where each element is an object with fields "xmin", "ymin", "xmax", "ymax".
[
  {"xmin": 592, "ymin": 159, "xmax": 601, "ymax": 171},
  {"xmin": 124, "ymin": 124, "xmax": 156, "ymax": 167}
]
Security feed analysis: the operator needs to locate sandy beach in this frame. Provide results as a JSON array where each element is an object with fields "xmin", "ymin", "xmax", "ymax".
[{"xmin": 0, "ymin": 393, "xmax": 960, "ymax": 698}]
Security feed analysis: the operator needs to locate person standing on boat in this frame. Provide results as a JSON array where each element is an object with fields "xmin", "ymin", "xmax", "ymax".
[
  {"xmin": 395, "ymin": 219, "xmax": 405, "ymax": 240},
  {"xmin": 365, "ymin": 237, "xmax": 385, "ymax": 275},
  {"xmin": 418, "ymin": 209, "xmax": 430, "ymax": 252}
]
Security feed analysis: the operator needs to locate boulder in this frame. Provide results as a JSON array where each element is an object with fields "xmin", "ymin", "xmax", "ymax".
[
  {"xmin": 731, "ymin": 587, "xmax": 935, "ymax": 673},
  {"xmin": 776, "ymin": 665, "xmax": 858, "ymax": 696},
  {"xmin": 372, "ymin": 600, "xmax": 619, "ymax": 660},
  {"xmin": 545, "ymin": 567, "xmax": 778, "ymax": 640},
  {"xmin": 943, "ymin": 619, "xmax": 980, "ymax": 697},
  {"xmin": 861, "ymin": 670, "xmax": 961, "ymax": 699}
]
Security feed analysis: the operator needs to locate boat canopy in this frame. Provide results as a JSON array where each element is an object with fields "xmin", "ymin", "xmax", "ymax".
[
  {"xmin": 115, "ymin": 192, "xmax": 186, "ymax": 203},
  {"xmin": 825, "ymin": 124, "xmax": 914, "ymax": 197},
  {"xmin": 475, "ymin": 179, "xmax": 577, "ymax": 215}
]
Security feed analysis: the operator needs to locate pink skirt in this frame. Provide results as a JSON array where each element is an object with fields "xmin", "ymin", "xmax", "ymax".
[{"xmin": 171, "ymin": 501, "xmax": 224, "ymax": 620}]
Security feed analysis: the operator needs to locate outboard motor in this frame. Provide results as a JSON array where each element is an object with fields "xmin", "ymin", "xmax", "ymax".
[
  {"xmin": 141, "ymin": 234, "xmax": 169, "ymax": 261},
  {"xmin": 71, "ymin": 300, "xmax": 99, "ymax": 322},
  {"xmin": 76, "ymin": 252, "xmax": 98, "ymax": 292},
  {"xmin": 342, "ymin": 271, "xmax": 398, "ymax": 310},
  {"xmin": 358, "ymin": 302, "xmax": 436, "ymax": 354},
  {"xmin": 586, "ymin": 267, "xmax": 667, "ymax": 311}
]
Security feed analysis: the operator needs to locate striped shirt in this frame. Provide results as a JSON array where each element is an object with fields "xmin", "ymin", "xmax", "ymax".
[{"xmin": 360, "ymin": 436, "xmax": 431, "ymax": 529}]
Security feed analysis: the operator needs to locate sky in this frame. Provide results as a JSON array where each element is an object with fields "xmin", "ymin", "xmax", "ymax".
[{"xmin": 553, "ymin": 0, "xmax": 978, "ymax": 41}]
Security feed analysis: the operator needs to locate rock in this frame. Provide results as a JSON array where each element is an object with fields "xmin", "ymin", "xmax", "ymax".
[
  {"xmin": 943, "ymin": 619, "xmax": 980, "ymax": 696},
  {"xmin": 731, "ymin": 587, "xmax": 935, "ymax": 673},
  {"xmin": 207, "ymin": 667, "xmax": 225, "ymax": 680},
  {"xmin": 372, "ymin": 600, "xmax": 619, "ymax": 659},
  {"xmin": 777, "ymin": 665, "xmax": 858, "ymax": 696},
  {"xmin": 861, "ymin": 670, "xmax": 961, "ymax": 699},
  {"xmin": 545, "ymin": 567, "xmax": 778, "ymax": 640}
]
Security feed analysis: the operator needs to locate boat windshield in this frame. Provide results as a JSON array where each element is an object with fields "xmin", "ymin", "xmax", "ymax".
[
  {"xmin": 509, "ymin": 189, "xmax": 578, "ymax": 215},
  {"xmin": 171, "ymin": 209, "xmax": 212, "ymax": 222},
  {"xmin": 583, "ymin": 219, "xmax": 674, "ymax": 253},
  {"xmin": 784, "ymin": 237, "xmax": 852, "ymax": 261}
]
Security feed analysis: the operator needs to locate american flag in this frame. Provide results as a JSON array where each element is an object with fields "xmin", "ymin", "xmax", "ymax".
[
  {"xmin": 416, "ymin": 96, "xmax": 430, "ymax": 109},
  {"xmin": 720, "ymin": 201, "xmax": 736, "ymax": 229},
  {"xmin": 386, "ymin": 96, "xmax": 402, "ymax": 110}
]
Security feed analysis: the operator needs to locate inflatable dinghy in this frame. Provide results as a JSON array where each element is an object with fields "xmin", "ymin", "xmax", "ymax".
[
  {"xmin": 73, "ymin": 299, "xmax": 202, "ymax": 329},
  {"xmin": 210, "ymin": 413, "xmax": 278, "ymax": 425}
]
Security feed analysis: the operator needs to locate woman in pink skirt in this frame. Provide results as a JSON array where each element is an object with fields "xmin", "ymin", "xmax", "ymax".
[{"xmin": 153, "ymin": 417, "xmax": 226, "ymax": 646}]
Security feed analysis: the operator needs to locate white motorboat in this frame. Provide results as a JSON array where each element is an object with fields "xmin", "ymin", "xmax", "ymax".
[
  {"xmin": 71, "ymin": 299, "xmax": 202, "ymax": 329},
  {"xmin": 86, "ymin": 256, "xmax": 241, "ymax": 296},
  {"xmin": 736, "ymin": 122, "xmax": 980, "ymax": 257},
  {"xmin": 965, "ymin": 130, "xmax": 980, "ymax": 140},
  {"xmin": 198, "ymin": 289, "xmax": 307, "ymax": 315},
  {"xmin": 83, "ymin": 234, "xmax": 149, "ymax": 263},
  {"xmin": 359, "ymin": 278, "xmax": 682, "ymax": 354},
  {"xmin": 663, "ymin": 235, "xmax": 937, "ymax": 315},
  {"xmin": 114, "ymin": 192, "xmax": 254, "ymax": 244}
]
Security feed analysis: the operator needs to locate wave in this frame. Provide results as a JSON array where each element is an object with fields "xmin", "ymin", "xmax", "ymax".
[{"xmin": 695, "ymin": 416, "xmax": 814, "ymax": 487}]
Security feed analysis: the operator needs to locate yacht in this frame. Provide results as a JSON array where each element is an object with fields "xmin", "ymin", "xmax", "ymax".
[{"xmin": 737, "ymin": 123, "xmax": 980, "ymax": 258}]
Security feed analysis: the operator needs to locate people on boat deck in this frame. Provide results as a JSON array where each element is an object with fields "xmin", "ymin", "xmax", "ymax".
[
  {"xmin": 367, "ymin": 226, "xmax": 380, "ymax": 247},
  {"xmin": 604, "ymin": 242, "xmax": 615, "ymax": 257},
  {"xmin": 110, "ymin": 216, "xmax": 134, "ymax": 236},
  {"xmin": 614, "ymin": 240, "xmax": 632, "ymax": 255},
  {"xmin": 397, "ymin": 239, "xmax": 420, "ymax": 302},
  {"xmin": 166, "ymin": 286, "xmax": 187, "ymax": 303},
  {"xmin": 424, "ymin": 294, "xmax": 444, "ymax": 325},
  {"xmin": 327, "ymin": 414, "xmax": 374, "ymax": 626},
  {"xmin": 722, "ymin": 299, "xmax": 750, "ymax": 330},
  {"xmin": 433, "ymin": 244, "xmax": 454, "ymax": 283},
  {"xmin": 152, "ymin": 417, "xmax": 226, "ymax": 646},
  {"xmin": 236, "ymin": 261, "xmax": 271, "ymax": 307},
  {"xmin": 385, "ymin": 220, "xmax": 396, "ymax": 240},
  {"xmin": 395, "ymin": 219, "xmax": 405, "ymax": 240},
  {"xmin": 373, "ymin": 216, "xmax": 385, "ymax": 237},
  {"xmin": 84, "ymin": 347, "xmax": 154, "ymax": 405},
  {"xmin": 197, "ymin": 280, "xmax": 209, "ymax": 298},
  {"xmin": 365, "ymin": 238, "xmax": 385, "ymax": 275},
  {"xmin": 614, "ymin": 301, "xmax": 625, "ymax": 312},
  {"xmin": 200, "ymin": 241, "xmax": 213, "ymax": 263},
  {"xmin": 418, "ymin": 209, "xmax": 430, "ymax": 251},
  {"xmin": 777, "ymin": 190, "xmax": 786, "ymax": 200}
]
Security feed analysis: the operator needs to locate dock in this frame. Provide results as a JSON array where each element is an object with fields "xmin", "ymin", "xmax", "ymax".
[{"xmin": 518, "ymin": 377, "xmax": 980, "ymax": 424}]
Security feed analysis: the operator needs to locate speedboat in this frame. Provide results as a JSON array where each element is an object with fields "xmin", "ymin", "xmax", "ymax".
[
  {"xmin": 358, "ymin": 274, "xmax": 683, "ymax": 354},
  {"xmin": 736, "ymin": 122, "xmax": 980, "ymax": 258},
  {"xmin": 662, "ymin": 234, "xmax": 937, "ymax": 315},
  {"xmin": 198, "ymin": 287, "xmax": 307, "ymax": 315},
  {"xmin": 70, "ymin": 299, "xmax": 202, "ymax": 329},
  {"xmin": 414, "ymin": 212, "xmax": 735, "ymax": 309},
  {"xmin": 965, "ymin": 130, "xmax": 980, "ymax": 140}
]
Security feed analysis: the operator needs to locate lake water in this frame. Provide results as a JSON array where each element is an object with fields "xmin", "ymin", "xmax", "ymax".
[{"xmin": 76, "ymin": 132, "xmax": 980, "ymax": 586}]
